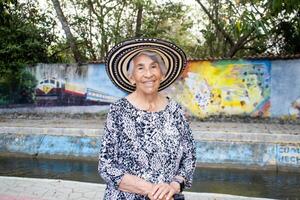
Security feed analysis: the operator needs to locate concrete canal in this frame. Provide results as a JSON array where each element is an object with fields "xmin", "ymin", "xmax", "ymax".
[
  {"xmin": 0, "ymin": 156, "xmax": 300, "ymax": 199},
  {"xmin": 1, "ymin": 119, "xmax": 300, "ymax": 199}
]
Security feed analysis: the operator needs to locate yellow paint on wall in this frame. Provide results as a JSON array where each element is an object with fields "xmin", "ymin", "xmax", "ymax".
[
  {"xmin": 171, "ymin": 61, "xmax": 268, "ymax": 117},
  {"xmin": 65, "ymin": 83, "xmax": 86, "ymax": 94},
  {"xmin": 42, "ymin": 85, "xmax": 53, "ymax": 94}
]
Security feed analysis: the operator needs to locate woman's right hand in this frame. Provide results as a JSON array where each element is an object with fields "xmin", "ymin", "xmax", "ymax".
[{"xmin": 147, "ymin": 183, "xmax": 176, "ymax": 200}]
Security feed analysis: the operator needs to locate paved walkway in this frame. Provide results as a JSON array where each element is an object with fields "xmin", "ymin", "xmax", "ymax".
[{"xmin": 0, "ymin": 176, "xmax": 275, "ymax": 200}]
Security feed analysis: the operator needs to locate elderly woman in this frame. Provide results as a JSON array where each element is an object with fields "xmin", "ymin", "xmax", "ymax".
[{"xmin": 98, "ymin": 38, "xmax": 196, "ymax": 200}]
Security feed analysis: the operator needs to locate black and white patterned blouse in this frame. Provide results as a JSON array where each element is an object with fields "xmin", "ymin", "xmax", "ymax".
[{"xmin": 98, "ymin": 97, "xmax": 196, "ymax": 199}]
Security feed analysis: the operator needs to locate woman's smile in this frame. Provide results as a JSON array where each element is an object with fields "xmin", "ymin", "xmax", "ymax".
[
  {"xmin": 143, "ymin": 80, "xmax": 156, "ymax": 86},
  {"xmin": 130, "ymin": 54, "xmax": 163, "ymax": 94}
]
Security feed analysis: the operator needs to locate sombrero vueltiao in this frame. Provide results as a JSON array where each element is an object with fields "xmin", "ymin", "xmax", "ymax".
[{"xmin": 105, "ymin": 38, "xmax": 187, "ymax": 93}]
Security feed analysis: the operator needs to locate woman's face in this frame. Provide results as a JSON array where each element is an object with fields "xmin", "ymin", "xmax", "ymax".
[{"xmin": 130, "ymin": 54, "xmax": 164, "ymax": 95}]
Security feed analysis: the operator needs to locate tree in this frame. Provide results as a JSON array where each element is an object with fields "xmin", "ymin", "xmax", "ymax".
[
  {"xmin": 194, "ymin": 0, "xmax": 300, "ymax": 58},
  {"xmin": 51, "ymin": 0, "xmax": 84, "ymax": 63},
  {"xmin": 266, "ymin": 0, "xmax": 300, "ymax": 54},
  {"xmin": 135, "ymin": 1, "xmax": 143, "ymax": 37},
  {"xmin": 46, "ymin": 0, "xmax": 196, "ymax": 61},
  {"xmin": 0, "ymin": 0, "xmax": 57, "ymax": 105},
  {"xmin": 194, "ymin": 0, "xmax": 270, "ymax": 58}
]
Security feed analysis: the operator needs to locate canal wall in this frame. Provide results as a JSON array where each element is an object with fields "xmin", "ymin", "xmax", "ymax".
[{"xmin": 1, "ymin": 122, "xmax": 300, "ymax": 172}]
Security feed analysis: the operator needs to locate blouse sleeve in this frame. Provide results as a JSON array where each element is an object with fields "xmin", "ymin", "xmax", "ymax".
[
  {"xmin": 176, "ymin": 106, "xmax": 196, "ymax": 188},
  {"xmin": 98, "ymin": 103, "xmax": 126, "ymax": 188}
]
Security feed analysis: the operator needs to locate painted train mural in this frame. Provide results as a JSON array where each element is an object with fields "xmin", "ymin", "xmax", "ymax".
[{"xmin": 35, "ymin": 77, "xmax": 118, "ymax": 106}]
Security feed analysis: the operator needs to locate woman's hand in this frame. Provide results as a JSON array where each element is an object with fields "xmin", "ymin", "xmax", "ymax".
[{"xmin": 148, "ymin": 183, "xmax": 176, "ymax": 200}]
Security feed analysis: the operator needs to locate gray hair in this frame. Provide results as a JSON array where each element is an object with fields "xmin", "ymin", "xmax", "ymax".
[{"xmin": 127, "ymin": 50, "xmax": 167, "ymax": 78}]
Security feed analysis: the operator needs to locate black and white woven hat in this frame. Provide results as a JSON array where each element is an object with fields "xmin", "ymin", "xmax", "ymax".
[{"xmin": 105, "ymin": 38, "xmax": 187, "ymax": 93}]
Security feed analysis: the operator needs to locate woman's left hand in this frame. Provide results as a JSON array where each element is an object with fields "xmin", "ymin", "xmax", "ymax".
[{"xmin": 150, "ymin": 183, "xmax": 176, "ymax": 200}]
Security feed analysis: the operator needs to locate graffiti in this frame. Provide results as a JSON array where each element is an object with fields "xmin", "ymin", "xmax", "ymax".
[
  {"xmin": 168, "ymin": 60, "xmax": 271, "ymax": 117},
  {"xmin": 277, "ymin": 145, "xmax": 300, "ymax": 166}
]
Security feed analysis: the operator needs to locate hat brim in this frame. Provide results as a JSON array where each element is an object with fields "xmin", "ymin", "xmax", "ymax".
[{"xmin": 105, "ymin": 38, "xmax": 187, "ymax": 93}]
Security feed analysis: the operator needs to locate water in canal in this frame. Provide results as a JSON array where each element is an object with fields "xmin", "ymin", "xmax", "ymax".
[{"xmin": 0, "ymin": 156, "xmax": 299, "ymax": 199}]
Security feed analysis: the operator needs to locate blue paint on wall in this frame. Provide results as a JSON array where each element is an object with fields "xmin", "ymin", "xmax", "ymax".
[
  {"xmin": 271, "ymin": 60, "xmax": 300, "ymax": 117},
  {"xmin": 0, "ymin": 134, "xmax": 100, "ymax": 158},
  {"xmin": 0, "ymin": 133, "xmax": 44, "ymax": 155},
  {"xmin": 195, "ymin": 141, "xmax": 276, "ymax": 167},
  {"xmin": 1, "ymin": 132, "xmax": 300, "ymax": 170},
  {"xmin": 2, "ymin": 133, "xmax": 299, "ymax": 170},
  {"xmin": 86, "ymin": 64, "xmax": 126, "ymax": 97},
  {"xmin": 276, "ymin": 144, "xmax": 300, "ymax": 167},
  {"xmin": 38, "ymin": 135, "xmax": 100, "ymax": 157}
]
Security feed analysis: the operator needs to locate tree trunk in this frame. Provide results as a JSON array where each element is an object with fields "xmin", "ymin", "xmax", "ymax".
[
  {"xmin": 195, "ymin": 0, "xmax": 258, "ymax": 58},
  {"xmin": 195, "ymin": 0, "xmax": 234, "ymax": 47},
  {"xmin": 225, "ymin": 29, "xmax": 256, "ymax": 57},
  {"xmin": 135, "ymin": 4, "xmax": 143, "ymax": 37},
  {"xmin": 51, "ymin": 0, "xmax": 83, "ymax": 63}
]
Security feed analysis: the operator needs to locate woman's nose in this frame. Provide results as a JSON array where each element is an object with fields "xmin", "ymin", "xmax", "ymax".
[{"xmin": 144, "ymin": 68, "xmax": 153, "ymax": 77}]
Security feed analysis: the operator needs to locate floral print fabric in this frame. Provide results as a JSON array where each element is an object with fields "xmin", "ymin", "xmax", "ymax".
[{"xmin": 98, "ymin": 97, "xmax": 196, "ymax": 199}]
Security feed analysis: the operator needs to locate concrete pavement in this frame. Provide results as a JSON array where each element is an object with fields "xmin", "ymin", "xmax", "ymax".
[{"xmin": 0, "ymin": 176, "xmax": 276, "ymax": 200}]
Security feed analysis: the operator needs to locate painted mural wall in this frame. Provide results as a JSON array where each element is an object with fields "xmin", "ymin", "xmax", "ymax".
[
  {"xmin": 1, "ymin": 59, "xmax": 299, "ymax": 118},
  {"xmin": 28, "ymin": 63, "xmax": 125, "ymax": 106},
  {"xmin": 166, "ymin": 60, "xmax": 271, "ymax": 117}
]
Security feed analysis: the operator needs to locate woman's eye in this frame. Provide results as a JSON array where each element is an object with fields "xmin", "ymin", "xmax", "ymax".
[{"xmin": 151, "ymin": 65, "xmax": 157, "ymax": 68}]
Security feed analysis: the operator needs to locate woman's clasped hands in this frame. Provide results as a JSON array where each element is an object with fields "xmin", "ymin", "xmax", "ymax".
[{"xmin": 147, "ymin": 182, "xmax": 180, "ymax": 200}]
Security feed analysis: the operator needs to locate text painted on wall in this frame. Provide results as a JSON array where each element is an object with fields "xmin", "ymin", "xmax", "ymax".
[{"xmin": 277, "ymin": 145, "xmax": 300, "ymax": 166}]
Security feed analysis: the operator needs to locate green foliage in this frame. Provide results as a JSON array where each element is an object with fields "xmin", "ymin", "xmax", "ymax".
[
  {"xmin": 0, "ymin": 0, "xmax": 57, "ymax": 105},
  {"xmin": 0, "ymin": 0, "xmax": 299, "ymax": 75},
  {"xmin": 47, "ymin": 0, "xmax": 197, "ymax": 60},
  {"xmin": 266, "ymin": 0, "xmax": 300, "ymax": 54},
  {"xmin": 0, "ymin": 70, "xmax": 37, "ymax": 105},
  {"xmin": 266, "ymin": 0, "xmax": 300, "ymax": 15},
  {"xmin": 194, "ymin": 0, "xmax": 300, "ymax": 58},
  {"xmin": 139, "ymin": 2, "xmax": 195, "ymax": 56},
  {"xmin": 275, "ymin": 20, "xmax": 300, "ymax": 53}
]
